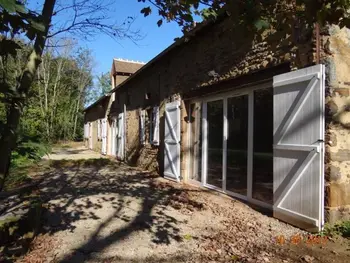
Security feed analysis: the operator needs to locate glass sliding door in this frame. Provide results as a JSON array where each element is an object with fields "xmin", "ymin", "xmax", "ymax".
[
  {"xmin": 194, "ymin": 85, "xmax": 273, "ymax": 208},
  {"xmin": 189, "ymin": 103, "xmax": 202, "ymax": 182},
  {"xmin": 226, "ymin": 95, "xmax": 249, "ymax": 195},
  {"xmin": 252, "ymin": 88, "xmax": 273, "ymax": 204},
  {"xmin": 206, "ymin": 100, "xmax": 224, "ymax": 188}
]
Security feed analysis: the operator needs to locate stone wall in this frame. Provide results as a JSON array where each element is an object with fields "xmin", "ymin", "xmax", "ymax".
[
  {"xmin": 84, "ymin": 96, "xmax": 110, "ymax": 153},
  {"xmin": 322, "ymin": 25, "xmax": 350, "ymax": 223},
  {"xmin": 109, "ymin": 13, "xmax": 314, "ymax": 176}
]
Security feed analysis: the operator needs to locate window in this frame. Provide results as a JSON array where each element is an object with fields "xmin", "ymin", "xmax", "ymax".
[
  {"xmin": 139, "ymin": 109, "xmax": 146, "ymax": 145},
  {"xmin": 146, "ymin": 106, "xmax": 159, "ymax": 145}
]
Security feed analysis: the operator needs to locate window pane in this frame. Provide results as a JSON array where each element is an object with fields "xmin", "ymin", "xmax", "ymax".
[
  {"xmin": 226, "ymin": 95, "xmax": 248, "ymax": 195},
  {"xmin": 207, "ymin": 100, "xmax": 223, "ymax": 188},
  {"xmin": 253, "ymin": 88, "xmax": 273, "ymax": 204}
]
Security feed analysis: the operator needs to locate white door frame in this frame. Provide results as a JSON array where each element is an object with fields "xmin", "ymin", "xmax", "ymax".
[
  {"xmin": 110, "ymin": 117, "xmax": 118, "ymax": 156},
  {"xmin": 190, "ymin": 81, "xmax": 273, "ymax": 209},
  {"xmin": 117, "ymin": 112, "xmax": 125, "ymax": 160},
  {"xmin": 89, "ymin": 122, "xmax": 93, "ymax": 149}
]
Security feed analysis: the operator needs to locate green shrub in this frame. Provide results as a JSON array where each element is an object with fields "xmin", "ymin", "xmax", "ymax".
[
  {"xmin": 11, "ymin": 139, "xmax": 51, "ymax": 168},
  {"xmin": 322, "ymin": 221, "xmax": 350, "ymax": 238},
  {"xmin": 5, "ymin": 137, "xmax": 51, "ymax": 189}
]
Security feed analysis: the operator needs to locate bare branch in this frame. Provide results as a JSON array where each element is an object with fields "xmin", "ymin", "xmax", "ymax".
[{"xmin": 48, "ymin": 0, "xmax": 144, "ymax": 42}]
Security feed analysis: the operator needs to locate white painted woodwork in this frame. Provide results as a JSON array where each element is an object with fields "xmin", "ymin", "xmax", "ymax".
[
  {"xmin": 102, "ymin": 118, "xmax": 107, "ymax": 155},
  {"xmin": 117, "ymin": 112, "xmax": 124, "ymax": 160},
  {"xmin": 164, "ymin": 100, "xmax": 181, "ymax": 181},
  {"xmin": 273, "ymin": 64, "xmax": 325, "ymax": 232}
]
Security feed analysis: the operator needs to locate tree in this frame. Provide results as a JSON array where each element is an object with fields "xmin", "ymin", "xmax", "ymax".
[
  {"xmin": 0, "ymin": 0, "xmax": 141, "ymax": 190},
  {"xmin": 97, "ymin": 72, "xmax": 112, "ymax": 96},
  {"xmin": 139, "ymin": 1, "xmax": 350, "ymax": 33},
  {"xmin": 72, "ymin": 48, "xmax": 94, "ymax": 139}
]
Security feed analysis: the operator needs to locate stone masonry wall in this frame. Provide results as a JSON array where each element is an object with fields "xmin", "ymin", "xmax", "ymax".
[
  {"xmin": 108, "ymin": 13, "xmax": 315, "ymax": 176},
  {"xmin": 109, "ymin": 13, "xmax": 314, "ymax": 177},
  {"xmin": 322, "ymin": 25, "xmax": 350, "ymax": 223},
  {"xmin": 84, "ymin": 97, "xmax": 110, "ymax": 153}
]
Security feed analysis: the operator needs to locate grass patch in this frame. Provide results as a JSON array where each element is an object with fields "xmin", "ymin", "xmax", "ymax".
[
  {"xmin": 4, "ymin": 140, "xmax": 51, "ymax": 190},
  {"xmin": 322, "ymin": 221, "xmax": 350, "ymax": 238},
  {"xmin": 5, "ymin": 162, "xmax": 51, "ymax": 191},
  {"xmin": 4, "ymin": 169, "xmax": 32, "ymax": 190}
]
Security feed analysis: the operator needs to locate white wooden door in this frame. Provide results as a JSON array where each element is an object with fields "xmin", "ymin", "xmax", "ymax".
[
  {"xmin": 117, "ymin": 113, "xmax": 124, "ymax": 160},
  {"xmin": 273, "ymin": 64, "xmax": 325, "ymax": 232},
  {"xmin": 102, "ymin": 118, "xmax": 107, "ymax": 155},
  {"xmin": 164, "ymin": 101, "xmax": 181, "ymax": 181},
  {"xmin": 111, "ymin": 118, "xmax": 117, "ymax": 156}
]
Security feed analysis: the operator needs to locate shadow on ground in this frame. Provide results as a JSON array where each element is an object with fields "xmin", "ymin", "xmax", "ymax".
[{"xmin": 33, "ymin": 158, "xmax": 201, "ymax": 262}]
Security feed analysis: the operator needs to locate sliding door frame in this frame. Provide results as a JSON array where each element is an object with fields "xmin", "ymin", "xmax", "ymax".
[{"xmin": 189, "ymin": 81, "xmax": 273, "ymax": 209}]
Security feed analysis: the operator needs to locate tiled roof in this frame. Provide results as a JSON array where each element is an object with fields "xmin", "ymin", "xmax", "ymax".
[{"xmin": 112, "ymin": 58, "xmax": 145, "ymax": 74}]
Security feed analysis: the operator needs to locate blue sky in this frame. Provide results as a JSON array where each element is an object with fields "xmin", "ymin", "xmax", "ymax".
[
  {"xmin": 83, "ymin": 1, "xmax": 183, "ymax": 76},
  {"xmin": 28, "ymin": 0, "xmax": 183, "ymax": 76}
]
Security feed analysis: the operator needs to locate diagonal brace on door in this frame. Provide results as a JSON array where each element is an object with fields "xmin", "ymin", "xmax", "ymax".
[
  {"xmin": 274, "ymin": 146, "xmax": 318, "ymax": 207},
  {"xmin": 164, "ymin": 143, "xmax": 179, "ymax": 179},
  {"xmin": 274, "ymin": 75, "xmax": 320, "ymax": 145},
  {"xmin": 165, "ymin": 110, "xmax": 179, "ymax": 143}
]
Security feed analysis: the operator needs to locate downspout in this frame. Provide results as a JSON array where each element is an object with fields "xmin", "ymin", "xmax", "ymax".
[
  {"xmin": 315, "ymin": 22, "xmax": 321, "ymax": 64},
  {"xmin": 124, "ymin": 103, "xmax": 127, "ymax": 161}
]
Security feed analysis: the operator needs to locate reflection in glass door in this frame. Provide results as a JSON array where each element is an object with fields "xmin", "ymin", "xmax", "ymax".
[
  {"xmin": 189, "ymin": 103, "xmax": 202, "ymax": 182},
  {"xmin": 253, "ymin": 88, "xmax": 273, "ymax": 204},
  {"xmin": 193, "ymin": 86, "xmax": 273, "ymax": 209},
  {"xmin": 206, "ymin": 100, "xmax": 223, "ymax": 188},
  {"xmin": 226, "ymin": 95, "xmax": 248, "ymax": 195}
]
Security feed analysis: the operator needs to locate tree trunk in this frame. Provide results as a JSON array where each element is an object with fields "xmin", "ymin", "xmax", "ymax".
[
  {"xmin": 73, "ymin": 95, "xmax": 81, "ymax": 139},
  {"xmin": 0, "ymin": 0, "xmax": 57, "ymax": 191}
]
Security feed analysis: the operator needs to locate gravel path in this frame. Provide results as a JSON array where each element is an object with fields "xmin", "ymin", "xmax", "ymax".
[
  {"xmin": 43, "ymin": 145, "xmax": 106, "ymax": 160},
  {"xmin": 17, "ymin": 144, "xmax": 350, "ymax": 263}
]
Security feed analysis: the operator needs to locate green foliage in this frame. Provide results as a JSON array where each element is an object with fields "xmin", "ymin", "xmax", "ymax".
[
  {"xmin": 5, "ymin": 136, "xmax": 50, "ymax": 189},
  {"xmin": 322, "ymin": 221, "xmax": 350, "ymax": 238},
  {"xmin": 0, "ymin": 0, "xmax": 25, "ymax": 14},
  {"xmin": 140, "ymin": 0, "xmax": 350, "ymax": 33},
  {"xmin": 0, "ymin": 37, "xmax": 93, "ymax": 187},
  {"xmin": 0, "ymin": 0, "xmax": 45, "ymax": 56},
  {"xmin": 97, "ymin": 72, "xmax": 111, "ymax": 96},
  {"xmin": 12, "ymin": 140, "xmax": 50, "ymax": 168}
]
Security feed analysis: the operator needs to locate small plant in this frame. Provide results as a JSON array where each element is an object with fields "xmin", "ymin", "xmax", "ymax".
[
  {"xmin": 183, "ymin": 234, "xmax": 192, "ymax": 240},
  {"xmin": 322, "ymin": 221, "xmax": 350, "ymax": 238}
]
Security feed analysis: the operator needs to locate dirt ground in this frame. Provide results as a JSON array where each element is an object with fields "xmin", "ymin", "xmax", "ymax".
[{"xmin": 14, "ymin": 144, "xmax": 350, "ymax": 263}]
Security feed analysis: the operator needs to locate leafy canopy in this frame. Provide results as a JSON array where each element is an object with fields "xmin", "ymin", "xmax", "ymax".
[
  {"xmin": 139, "ymin": 0, "xmax": 350, "ymax": 33},
  {"xmin": 0, "ymin": 0, "xmax": 45, "ymax": 46}
]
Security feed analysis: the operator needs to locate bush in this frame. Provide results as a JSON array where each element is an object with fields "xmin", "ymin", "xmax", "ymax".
[
  {"xmin": 4, "ymin": 137, "xmax": 51, "ymax": 189},
  {"xmin": 322, "ymin": 221, "xmax": 350, "ymax": 238},
  {"xmin": 11, "ymin": 140, "xmax": 51, "ymax": 168}
]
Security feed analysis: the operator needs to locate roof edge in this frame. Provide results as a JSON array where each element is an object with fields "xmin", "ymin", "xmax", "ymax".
[
  {"xmin": 110, "ymin": 11, "xmax": 230, "ymax": 93},
  {"xmin": 83, "ymin": 94, "xmax": 111, "ymax": 112},
  {"xmin": 113, "ymin": 58, "xmax": 146, "ymax": 65}
]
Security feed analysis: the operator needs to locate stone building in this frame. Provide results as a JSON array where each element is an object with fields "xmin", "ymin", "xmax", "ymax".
[
  {"xmin": 84, "ymin": 13, "xmax": 350, "ymax": 231},
  {"xmin": 83, "ymin": 59, "xmax": 145, "ymax": 155}
]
